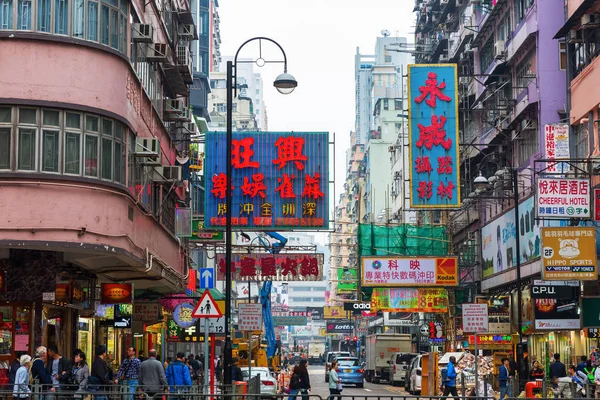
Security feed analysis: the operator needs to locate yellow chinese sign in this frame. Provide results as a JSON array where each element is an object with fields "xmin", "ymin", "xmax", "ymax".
[
  {"xmin": 371, "ymin": 288, "xmax": 448, "ymax": 313},
  {"xmin": 323, "ymin": 305, "xmax": 346, "ymax": 319},
  {"xmin": 541, "ymin": 227, "xmax": 597, "ymax": 280}
]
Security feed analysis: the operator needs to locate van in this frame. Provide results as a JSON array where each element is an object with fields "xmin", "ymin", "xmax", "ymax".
[
  {"xmin": 389, "ymin": 352, "xmax": 418, "ymax": 386},
  {"xmin": 324, "ymin": 351, "xmax": 351, "ymax": 382},
  {"xmin": 405, "ymin": 354, "xmax": 423, "ymax": 395}
]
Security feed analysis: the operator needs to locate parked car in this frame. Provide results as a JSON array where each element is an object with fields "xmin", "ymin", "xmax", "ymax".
[
  {"xmin": 389, "ymin": 352, "xmax": 418, "ymax": 386},
  {"xmin": 335, "ymin": 357, "xmax": 364, "ymax": 388},
  {"xmin": 406, "ymin": 355, "xmax": 422, "ymax": 395},
  {"xmin": 241, "ymin": 367, "xmax": 277, "ymax": 398},
  {"xmin": 324, "ymin": 351, "xmax": 351, "ymax": 382}
]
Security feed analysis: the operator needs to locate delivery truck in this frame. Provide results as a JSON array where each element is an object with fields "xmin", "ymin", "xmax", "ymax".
[
  {"xmin": 308, "ymin": 342, "xmax": 325, "ymax": 365},
  {"xmin": 365, "ymin": 333, "xmax": 412, "ymax": 383}
]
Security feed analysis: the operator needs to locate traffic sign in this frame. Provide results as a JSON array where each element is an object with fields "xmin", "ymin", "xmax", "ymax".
[
  {"xmin": 200, "ymin": 268, "xmax": 214, "ymax": 289},
  {"xmin": 191, "ymin": 290, "xmax": 223, "ymax": 318}
]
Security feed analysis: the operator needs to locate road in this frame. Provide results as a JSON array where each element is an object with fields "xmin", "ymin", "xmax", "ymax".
[{"xmin": 304, "ymin": 365, "xmax": 409, "ymax": 399}]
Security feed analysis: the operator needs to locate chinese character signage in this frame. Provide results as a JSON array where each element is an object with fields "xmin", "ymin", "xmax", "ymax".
[
  {"xmin": 190, "ymin": 218, "xmax": 224, "ymax": 242},
  {"xmin": 408, "ymin": 64, "xmax": 460, "ymax": 208},
  {"xmin": 133, "ymin": 303, "xmax": 160, "ymax": 322},
  {"xmin": 594, "ymin": 189, "xmax": 600, "ymax": 221},
  {"xmin": 481, "ymin": 196, "xmax": 540, "ymax": 279},
  {"xmin": 337, "ymin": 269, "xmax": 357, "ymax": 293},
  {"xmin": 324, "ymin": 306, "xmax": 346, "ymax": 319},
  {"xmin": 238, "ymin": 303, "xmax": 263, "ymax": 331},
  {"xmin": 370, "ymin": 288, "xmax": 448, "ymax": 313},
  {"xmin": 204, "ymin": 131, "xmax": 329, "ymax": 230},
  {"xmin": 541, "ymin": 227, "xmax": 597, "ymax": 280},
  {"xmin": 216, "ymin": 253, "xmax": 323, "ymax": 281},
  {"xmin": 272, "ymin": 316, "xmax": 307, "ymax": 326},
  {"xmin": 101, "ymin": 283, "xmax": 132, "ymax": 304},
  {"xmin": 173, "ymin": 303, "xmax": 196, "ymax": 328},
  {"xmin": 166, "ymin": 317, "xmax": 226, "ymax": 342},
  {"xmin": 360, "ymin": 256, "xmax": 457, "ymax": 287},
  {"xmin": 476, "ymin": 296, "xmax": 511, "ymax": 334},
  {"xmin": 536, "ymin": 177, "xmax": 590, "ymax": 218},
  {"xmin": 467, "ymin": 335, "xmax": 513, "ymax": 345},
  {"xmin": 462, "ymin": 303, "xmax": 489, "ymax": 333},
  {"xmin": 544, "ymin": 124, "xmax": 570, "ymax": 173},
  {"xmin": 533, "ymin": 281, "xmax": 580, "ymax": 330}
]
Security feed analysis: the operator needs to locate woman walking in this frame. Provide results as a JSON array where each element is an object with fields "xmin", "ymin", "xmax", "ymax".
[
  {"xmin": 296, "ymin": 360, "xmax": 311, "ymax": 400},
  {"xmin": 13, "ymin": 354, "xmax": 32, "ymax": 399},
  {"xmin": 72, "ymin": 350, "xmax": 90, "ymax": 397},
  {"xmin": 328, "ymin": 361, "xmax": 341, "ymax": 400}
]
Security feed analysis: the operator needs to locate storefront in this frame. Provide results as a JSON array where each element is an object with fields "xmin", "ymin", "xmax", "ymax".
[{"xmin": 0, "ymin": 303, "xmax": 34, "ymax": 359}]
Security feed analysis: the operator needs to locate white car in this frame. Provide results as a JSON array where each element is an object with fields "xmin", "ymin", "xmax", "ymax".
[
  {"xmin": 241, "ymin": 367, "xmax": 277, "ymax": 398},
  {"xmin": 406, "ymin": 355, "xmax": 422, "ymax": 395}
]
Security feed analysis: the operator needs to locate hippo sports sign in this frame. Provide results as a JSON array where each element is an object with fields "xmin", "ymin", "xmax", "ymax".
[{"xmin": 541, "ymin": 227, "xmax": 597, "ymax": 280}]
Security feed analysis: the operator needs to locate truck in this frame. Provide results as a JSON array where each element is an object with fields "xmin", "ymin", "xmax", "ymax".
[
  {"xmin": 308, "ymin": 342, "xmax": 325, "ymax": 365},
  {"xmin": 365, "ymin": 333, "xmax": 412, "ymax": 383}
]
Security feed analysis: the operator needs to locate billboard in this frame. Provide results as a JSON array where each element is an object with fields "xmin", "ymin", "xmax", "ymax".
[
  {"xmin": 370, "ymin": 288, "xmax": 448, "ymax": 313},
  {"xmin": 544, "ymin": 123, "xmax": 570, "ymax": 173},
  {"xmin": 481, "ymin": 196, "xmax": 540, "ymax": 279},
  {"xmin": 360, "ymin": 256, "xmax": 457, "ymax": 287},
  {"xmin": 326, "ymin": 320, "xmax": 353, "ymax": 334},
  {"xmin": 541, "ymin": 227, "xmax": 596, "ymax": 280},
  {"xmin": 272, "ymin": 316, "xmax": 308, "ymax": 326},
  {"xmin": 536, "ymin": 177, "xmax": 590, "ymax": 219},
  {"xmin": 324, "ymin": 305, "xmax": 346, "ymax": 319},
  {"xmin": 101, "ymin": 283, "xmax": 133, "ymax": 304},
  {"xmin": 476, "ymin": 296, "xmax": 511, "ymax": 334},
  {"xmin": 204, "ymin": 131, "xmax": 329, "ymax": 230},
  {"xmin": 190, "ymin": 218, "xmax": 224, "ymax": 242},
  {"xmin": 216, "ymin": 253, "xmax": 324, "ymax": 281},
  {"xmin": 532, "ymin": 281, "xmax": 580, "ymax": 330},
  {"xmin": 408, "ymin": 64, "xmax": 460, "ymax": 208},
  {"xmin": 337, "ymin": 269, "xmax": 357, "ymax": 293}
]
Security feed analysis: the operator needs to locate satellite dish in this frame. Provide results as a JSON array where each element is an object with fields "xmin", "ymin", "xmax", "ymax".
[{"xmin": 381, "ymin": 29, "xmax": 391, "ymax": 37}]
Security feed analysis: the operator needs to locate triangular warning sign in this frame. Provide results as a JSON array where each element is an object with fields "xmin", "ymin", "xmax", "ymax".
[{"xmin": 191, "ymin": 290, "xmax": 223, "ymax": 318}]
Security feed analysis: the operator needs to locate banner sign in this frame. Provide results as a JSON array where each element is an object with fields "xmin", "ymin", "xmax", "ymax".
[
  {"xmin": 533, "ymin": 282, "xmax": 580, "ymax": 330},
  {"xmin": 326, "ymin": 320, "xmax": 353, "ymax": 334},
  {"xmin": 337, "ymin": 269, "xmax": 357, "ymax": 293},
  {"xmin": 462, "ymin": 303, "xmax": 489, "ymax": 333},
  {"xmin": 238, "ymin": 303, "xmax": 263, "ymax": 331},
  {"xmin": 595, "ymin": 189, "xmax": 600, "ymax": 222},
  {"xmin": 306, "ymin": 306, "xmax": 323, "ymax": 320},
  {"xmin": 476, "ymin": 296, "xmax": 511, "ymax": 334},
  {"xmin": 133, "ymin": 303, "xmax": 161, "ymax": 322},
  {"xmin": 384, "ymin": 312, "xmax": 415, "ymax": 326},
  {"xmin": 324, "ymin": 305, "xmax": 346, "ymax": 319},
  {"xmin": 101, "ymin": 283, "xmax": 133, "ymax": 304},
  {"xmin": 541, "ymin": 227, "xmax": 596, "ymax": 280},
  {"xmin": 216, "ymin": 253, "xmax": 323, "ymax": 281},
  {"xmin": 272, "ymin": 316, "xmax": 307, "ymax": 326},
  {"xmin": 343, "ymin": 302, "xmax": 371, "ymax": 312},
  {"xmin": 481, "ymin": 196, "xmax": 540, "ymax": 279},
  {"xmin": 361, "ymin": 256, "xmax": 457, "ymax": 286},
  {"xmin": 408, "ymin": 64, "xmax": 460, "ymax": 208},
  {"xmin": 371, "ymin": 288, "xmax": 448, "ymax": 313},
  {"xmin": 467, "ymin": 335, "xmax": 513, "ymax": 345},
  {"xmin": 173, "ymin": 303, "xmax": 196, "ymax": 328},
  {"xmin": 204, "ymin": 131, "xmax": 329, "ymax": 230},
  {"xmin": 544, "ymin": 124, "xmax": 570, "ymax": 173},
  {"xmin": 536, "ymin": 177, "xmax": 590, "ymax": 218},
  {"xmin": 167, "ymin": 317, "xmax": 225, "ymax": 341},
  {"xmin": 190, "ymin": 218, "xmax": 224, "ymax": 242},
  {"xmin": 272, "ymin": 311, "xmax": 311, "ymax": 317}
]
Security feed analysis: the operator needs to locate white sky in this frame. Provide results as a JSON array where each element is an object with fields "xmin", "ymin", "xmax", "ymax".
[{"xmin": 218, "ymin": 0, "xmax": 415, "ymax": 244}]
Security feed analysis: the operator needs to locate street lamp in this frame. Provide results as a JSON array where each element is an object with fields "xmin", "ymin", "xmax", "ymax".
[{"xmin": 224, "ymin": 37, "xmax": 297, "ymax": 386}]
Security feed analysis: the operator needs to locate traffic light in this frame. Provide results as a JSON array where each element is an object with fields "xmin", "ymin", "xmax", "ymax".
[
  {"xmin": 345, "ymin": 336, "xmax": 350, "ymax": 341},
  {"xmin": 353, "ymin": 336, "xmax": 358, "ymax": 341}
]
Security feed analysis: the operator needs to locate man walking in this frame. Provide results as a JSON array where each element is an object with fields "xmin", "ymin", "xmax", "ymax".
[
  {"xmin": 166, "ymin": 352, "xmax": 192, "ymax": 396},
  {"xmin": 138, "ymin": 349, "xmax": 167, "ymax": 397},
  {"xmin": 442, "ymin": 356, "xmax": 458, "ymax": 399},
  {"xmin": 550, "ymin": 353, "xmax": 567, "ymax": 379},
  {"xmin": 190, "ymin": 355, "xmax": 202, "ymax": 385},
  {"xmin": 31, "ymin": 346, "xmax": 54, "ymax": 394},
  {"xmin": 115, "ymin": 347, "xmax": 141, "ymax": 400},
  {"xmin": 499, "ymin": 358, "xmax": 510, "ymax": 400},
  {"xmin": 46, "ymin": 345, "xmax": 73, "ymax": 395}
]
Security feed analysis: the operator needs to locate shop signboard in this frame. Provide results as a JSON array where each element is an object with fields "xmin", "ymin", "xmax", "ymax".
[
  {"xmin": 581, "ymin": 297, "xmax": 600, "ymax": 328},
  {"xmin": 475, "ymin": 296, "xmax": 510, "ymax": 334},
  {"xmin": 536, "ymin": 177, "xmax": 590, "ymax": 219},
  {"xmin": 408, "ymin": 64, "xmax": 460, "ymax": 208},
  {"xmin": 216, "ymin": 253, "xmax": 324, "ymax": 281},
  {"xmin": 307, "ymin": 306, "xmax": 323, "ymax": 320},
  {"xmin": 370, "ymin": 288, "xmax": 448, "ymax": 313},
  {"xmin": 384, "ymin": 312, "xmax": 415, "ymax": 326},
  {"xmin": 481, "ymin": 196, "xmax": 540, "ymax": 279},
  {"xmin": 238, "ymin": 303, "xmax": 262, "ymax": 331},
  {"xmin": 595, "ymin": 189, "xmax": 600, "ymax": 222},
  {"xmin": 190, "ymin": 218, "xmax": 224, "ymax": 242},
  {"xmin": 541, "ymin": 227, "xmax": 596, "ymax": 280},
  {"xmin": 587, "ymin": 328, "xmax": 600, "ymax": 338},
  {"xmin": 324, "ymin": 306, "xmax": 346, "ymax": 319},
  {"xmin": 544, "ymin": 123, "xmax": 570, "ymax": 173},
  {"xmin": 467, "ymin": 334, "xmax": 513, "ymax": 345},
  {"xmin": 133, "ymin": 303, "xmax": 160, "ymax": 322},
  {"xmin": 337, "ymin": 268, "xmax": 357, "ymax": 293},
  {"xmin": 166, "ymin": 318, "xmax": 225, "ymax": 341},
  {"xmin": 462, "ymin": 303, "xmax": 489, "ymax": 333},
  {"xmin": 326, "ymin": 320, "xmax": 353, "ymax": 334},
  {"xmin": 360, "ymin": 256, "xmax": 457, "ymax": 287},
  {"xmin": 204, "ymin": 131, "xmax": 329, "ymax": 230},
  {"xmin": 173, "ymin": 303, "xmax": 196, "ymax": 328},
  {"xmin": 272, "ymin": 316, "xmax": 307, "ymax": 326},
  {"xmin": 533, "ymin": 281, "xmax": 580, "ymax": 330},
  {"xmin": 101, "ymin": 283, "xmax": 133, "ymax": 304}
]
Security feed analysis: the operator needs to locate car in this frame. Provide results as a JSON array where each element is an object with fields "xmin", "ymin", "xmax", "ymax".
[
  {"xmin": 389, "ymin": 352, "xmax": 418, "ymax": 386},
  {"xmin": 406, "ymin": 355, "xmax": 422, "ymax": 395},
  {"xmin": 241, "ymin": 367, "xmax": 278, "ymax": 398},
  {"xmin": 335, "ymin": 357, "xmax": 365, "ymax": 388},
  {"xmin": 324, "ymin": 351, "xmax": 351, "ymax": 382}
]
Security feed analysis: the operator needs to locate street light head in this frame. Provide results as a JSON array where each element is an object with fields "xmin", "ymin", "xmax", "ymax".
[
  {"xmin": 474, "ymin": 172, "xmax": 489, "ymax": 191},
  {"xmin": 274, "ymin": 72, "xmax": 298, "ymax": 95}
]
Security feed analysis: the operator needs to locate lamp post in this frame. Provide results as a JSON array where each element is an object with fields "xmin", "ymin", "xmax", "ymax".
[{"xmin": 224, "ymin": 37, "xmax": 297, "ymax": 386}]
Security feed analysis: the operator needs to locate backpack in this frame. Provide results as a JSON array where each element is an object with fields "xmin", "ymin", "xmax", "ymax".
[
  {"xmin": 585, "ymin": 367, "xmax": 596, "ymax": 382},
  {"xmin": 441, "ymin": 367, "xmax": 448, "ymax": 382},
  {"xmin": 28, "ymin": 358, "xmax": 40, "ymax": 385},
  {"xmin": 290, "ymin": 373, "xmax": 301, "ymax": 390}
]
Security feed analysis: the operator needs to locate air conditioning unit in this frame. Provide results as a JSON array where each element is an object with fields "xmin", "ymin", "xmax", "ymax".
[
  {"xmin": 568, "ymin": 29, "xmax": 583, "ymax": 43},
  {"xmin": 178, "ymin": 23, "xmax": 195, "ymax": 39},
  {"xmin": 467, "ymin": 231, "xmax": 476, "ymax": 240},
  {"xmin": 153, "ymin": 166, "xmax": 182, "ymax": 183},
  {"xmin": 581, "ymin": 14, "xmax": 600, "ymax": 28},
  {"xmin": 132, "ymin": 23, "xmax": 153, "ymax": 43},
  {"xmin": 464, "ymin": 43, "xmax": 472, "ymax": 52},
  {"xmin": 494, "ymin": 40, "xmax": 505, "ymax": 59},
  {"xmin": 135, "ymin": 137, "xmax": 160, "ymax": 159},
  {"xmin": 165, "ymin": 107, "xmax": 191, "ymax": 122},
  {"xmin": 164, "ymin": 99, "xmax": 184, "ymax": 114},
  {"xmin": 146, "ymin": 43, "xmax": 168, "ymax": 62},
  {"xmin": 177, "ymin": 45, "xmax": 193, "ymax": 83},
  {"xmin": 389, "ymin": 145, "xmax": 395, "ymax": 152},
  {"xmin": 183, "ymin": 122, "xmax": 196, "ymax": 134}
]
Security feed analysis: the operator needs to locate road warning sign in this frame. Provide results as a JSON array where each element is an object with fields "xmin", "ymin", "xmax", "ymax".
[{"xmin": 191, "ymin": 290, "xmax": 223, "ymax": 318}]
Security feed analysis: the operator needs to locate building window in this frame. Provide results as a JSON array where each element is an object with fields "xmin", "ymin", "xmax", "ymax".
[
  {"xmin": 64, "ymin": 131, "xmax": 81, "ymax": 174},
  {"xmin": 54, "ymin": 0, "xmax": 68, "ymax": 34},
  {"xmin": 394, "ymin": 99, "xmax": 402, "ymax": 110},
  {"xmin": 37, "ymin": 0, "xmax": 50, "ymax": 31},
  {"xmin": 516, "ymin": 125, "xmax": 538, "ymax": 165},
  {"xmin": 101, "ymin": 119, "xmax": 112, "ymax": 180},
  {"xmin": 383, "ymin": 99, "xmax": 389, "ymax": 110},
  {"xmin": 0, "ymin": 127, "xmax": 10, "ymax": 170},
  {"xmin": 574, "ymin": 123, "xmax": 589, "ymax": 158},
  {"xmin": 87, "ymin": 0, "xmax": 98, "ymax": 40},
  {"xmin": 18, "ymin": 128, "xmax": 37, "ymax": 171},
  {"xmin": 72, "ymin": 0, "xmax": 83, "ymax": 37},
  {"xmin": 42, "ymin": 130, "xmax": 60, "ymax": 172},
  {"xmin": 515, "ymin": 0, "xmax": 533, "ymax": 21},
  {"xmin": 17, "ymin": 0, "xmax": 31, "ymax": 30},
  {"xmin": 497, "ymin": 13, "xmax": 511, "ymax": 42},
  {"xmin": 515, "ymin": 51, "xmax": 536, "ymax": 96},
  {"xmin": 559, "ymin": 41, "xmax": 567, "ymax": 70},
  {"xmin": 479, "ymin": 39, "xmax": 494, "ymax": 73},
  {"xmin": 0, "ymin": 0, "xmax": 13, "ymax": 29}
]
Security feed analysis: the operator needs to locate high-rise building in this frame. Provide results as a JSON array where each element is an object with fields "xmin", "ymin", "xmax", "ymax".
[{"xmin": 190, "ymin": 0, "xmax": 221, "ymax": 75}]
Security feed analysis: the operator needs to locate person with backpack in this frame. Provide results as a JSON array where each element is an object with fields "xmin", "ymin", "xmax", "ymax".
[
  {"xmin": 165, "ymin": 352, "xmax": 192, "ymax": 396},
  {"xmin": 30, "ymin": 346, "xmax": 54, "ymax": 392},
  {"xmin": 13, "ymin": 354, "xmax": 32, "ymax": 399},
  {"xmin": 442, "ymin": 356, "xmax": 458, "ymax": 399},
  {"xmin": 499, "ymin": 358, "xmax": 510, "ymax": 400},
  {"xmin": 584, "ymin": 360, "xmax": 596, "ymax": 386},
  {"xmin": 327, "ymin": 361, "xmax": 341, "ymax": 400},
  {"xmin": 293, "ymin": 360, "xmax": 311, "ymax": 400}
]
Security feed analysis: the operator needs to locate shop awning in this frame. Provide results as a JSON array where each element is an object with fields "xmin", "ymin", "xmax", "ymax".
[{"xmin": 554, "ymin": 0, "xmax": 599, "ymax": 38}]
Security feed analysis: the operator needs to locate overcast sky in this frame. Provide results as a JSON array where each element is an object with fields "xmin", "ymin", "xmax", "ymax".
[{"xmin": 218, "ymin": 0, "xmax": 415, "ymax": 243}]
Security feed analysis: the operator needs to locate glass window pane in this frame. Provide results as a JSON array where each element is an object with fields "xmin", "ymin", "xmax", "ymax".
[
  {"xmin": 0, "ymin": 107, "xmax": 11, "ymax": 123},
  {"xmin": 17, "ymin": 0, "xmax": 31, "ymax": 29},
  {"xmin": 114, "ymin": 123, "xmax": 123, "ymax": 140},
  {"xmin": 87, "ymin": 1, "xmax": 98, "ymax": 41},
  {"xmin": 66, "ymin": 112, "xmax": 80, "ymax": 129},
  {"xmin": 118, "ymin": 13, "xmax": 125, "ymax": 53},
  {"xmin": 73, "ymin": 0, "xmax": 83, "ymax": 37},
  {"xmin": 102, "ymin": 119, "xmax": 112, "ymax": 137},
  {"xmin": 0, "ymin": 0, "xmax": 13, "ymax": 29},
  {"xmin": 37, "ymin": 0, "xmax": 50, "ymax": 31},
  {"xmin": 54, "ymin": 0, "xmax": 68, "ymax": 34},
  {"xmin": 84, "ymin": 135, "xmax": 98, "ymax": 176},
  {"xmin": 65, "ymin": 132, "xmax": 81, "ymax": 174},
  {"xmin": 118, "ymin": 0, "xmax": 126, "ymax": 13},
  {"xmin": 19, "ymin": 108, "xmax": 36, "ymax": 124},
  {"xmin": 101, "ymin": 5, "xmax": 109, "ymax": 45},
  {"xmin": 120, "ymin": 140, "xmax": 126, "ymax": 184},
  {"xmin": 86, "ymin": 115, "xmax": 98, "ymax": 131},
  {"xmin": 114, "ymin": 141, "xmax": 122, "ymax": 182},
  {"xmin": 42, "ymin": 130, "xmax": 59, "ymax": 172},
  {"xmin": 18, "ymin": 128, "xmax": 36, "ymax": 171},
  {"xmin": 43, "ymin": 110, "xmax": 59, "ymax": 126},
  {"xmin": 101, "ymin": 138, "xmax": 112, "ymax": 179},
  {"xmin": 0, "ymin": 128, "xmax": 10, "ymax": 169},
  {"xmin": 110, "ymin": 8, "xmax": 118, "ymax": 49}
]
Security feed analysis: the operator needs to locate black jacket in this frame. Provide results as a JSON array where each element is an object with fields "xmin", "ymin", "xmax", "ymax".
[
  {"xmin": 31, "ymin": 359, "xmax": 53, "ymax": 385},
  {"xmin": 9, "ymin": 359, "xmax": 20, "ymax": 384},
  {"xmin": 550, "ymin": 361, "xmax": 567, "ymax": 378},
  {"xmin": 46, "ymin": 356, "xmax": 73, "ymax": 388},
  {"xmin": 298, "ymin": 370, "xmax": 311, "ymax": 390},
  {"xmin": 91, "ymin": 356, "xmax": 112, "ymax": 384}
]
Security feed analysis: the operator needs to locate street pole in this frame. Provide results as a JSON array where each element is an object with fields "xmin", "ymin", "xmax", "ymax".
[
  {"xmin": 513, "ymin": 168, "xmax": 522, "ymax": 344},
  {"xmin": 223, "ymin": 59, "xmax": 234, "ymax": 386},
  {"xmin": 204, "ymin": 318, "xmax": 209, "ymax": 389},
  {"xmin": 474, "ymin": 332, "xmax": 478, "ymax": 395}
]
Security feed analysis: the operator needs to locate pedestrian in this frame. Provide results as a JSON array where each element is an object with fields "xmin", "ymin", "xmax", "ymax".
[
  {"xmin": 72, "ymin": 350, "xmax": 89, "ymax": 397},
  {"xmin": 13, "ymin": 354, "xmax": 32, "ymax": 399},
  {"xmin": 165, "ymin": 352, "xmax": 192, "ymax": 395},
  {"xmin": 592, "ymin": 349, "xmax": 600, "ymax": 367},
  {"xmin": 283, "ymin": 356, "xmax": 289, "ymax": 371},
  {"xmin": 530, "ymin": 360, "xmax": 545, "ymax": 380},
  {"xmin": 190, "ymin": 355, "xmax": 202, "ymax": 385},
  {"xmin": 138, "ymin": 353, "xmax": 145, "ymax": 362},
  {"xmin": 499, "ymin": 358, "xmax": 510, "ymax": 400},
  {"xmin": 577, "ymin": 356, "xmax": 588, "ymax": 373},
  {"xmin": 9, "ymin": 352, "xmax": 23, "ymax": 386},
  {"xmin": 31, "ymin": 346, "xmax": 54, "ymax": 391},
  {"xmin": 164, "ymin": 357, "xmax": 172, "ymax": 371},
  {"xmin": 550, "ymin": 353, "xmax": 567, "ymax": 379},
  {"xmin": 138, "ymin": 349, "xmax": 168, "ymax": 397},
  {"xmin": 114, "ymin": 346, "xmax": 141, "ymax": 400},
  {"xmin": 295, "ymin": 360, "xmax": 311, "ymax": 400},
  {"xmin": 46, "ymin": 344, "xmax": 73, "ymax": 393},
  {"xmin": 327, "ymin": 361, "xmax": 341, "ymax": 400},
  {"xmin": 90, "ymin": 345, "xmax": 112, "ymax": 400},
  {"xmin": 442, "ymin": 356, "xmax": 458, "ymax": 399},
  {"xmin": 215, "ymin": 357, "xmax": 222, "ymax": 383},
  {"xmin": 231, "ymin": 359, "xmax": 243, "ymax": 382},
  {"xmin": 568, "ymin": 364, "xmax": 586, "ymax": 398}
]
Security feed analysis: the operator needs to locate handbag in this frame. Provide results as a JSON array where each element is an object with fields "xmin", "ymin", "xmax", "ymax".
[{"xmin": 336, "ymin": 382, "xmax": 343, "ymax": 391}]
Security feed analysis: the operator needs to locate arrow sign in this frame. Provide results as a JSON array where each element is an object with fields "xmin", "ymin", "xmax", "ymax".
[
  {"xmin": 191, "ymin": 290, "xmax": 223, "ymax": 318},
  {"xmin": 200, "ymin": 268, "xmax": 214, "ymax": 289}
]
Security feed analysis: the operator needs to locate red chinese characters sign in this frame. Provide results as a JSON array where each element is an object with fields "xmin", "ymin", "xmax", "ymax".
[
  {"xmin": 408, "ymin": 65, "xmax": 460, "ymax": 208},
  {"xmin": 204, "ymin": 132, "xmax": 329, "ymax": 230},
  {"xmin": 216, "ymin": 253, "xmax": 324, "ymax": 282}
]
